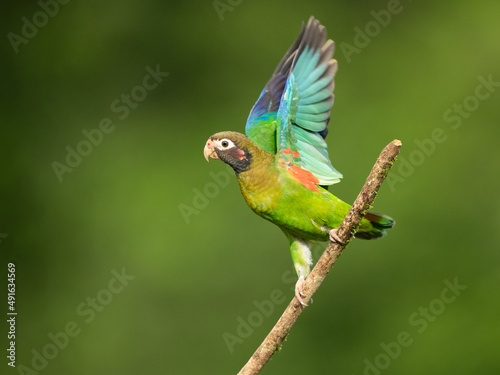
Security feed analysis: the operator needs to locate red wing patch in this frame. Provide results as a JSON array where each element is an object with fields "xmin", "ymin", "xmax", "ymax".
[
  {"xmin": 281, "ymin": 148, "xmax": 300, "ymax": 158},
  {"xmin": 288, "ymin": 166, "xmax": 320, "ymax": 192},
  {"xmin": 279, "ymin": 147, "xmax": 320, "ymax": 192}
]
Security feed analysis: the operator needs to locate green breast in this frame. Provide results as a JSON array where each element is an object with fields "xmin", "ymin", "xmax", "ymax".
[
  {"xmin": 236, "ymin": 154, "xmax": 281, "ymax": 216},
  {"xmin": 261, "ymin": 169, "xmax": 351, "ymax": 241}
]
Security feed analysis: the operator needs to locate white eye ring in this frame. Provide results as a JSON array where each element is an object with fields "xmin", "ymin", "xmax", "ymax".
[{"xmin": 219, "ymin": 138, "xmax": 235, "ymax": 149}]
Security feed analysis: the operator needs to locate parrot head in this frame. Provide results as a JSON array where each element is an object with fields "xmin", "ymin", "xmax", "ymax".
[{"xmin": 204, "ymin": 131, "xmax": 254, "ymax": 173}]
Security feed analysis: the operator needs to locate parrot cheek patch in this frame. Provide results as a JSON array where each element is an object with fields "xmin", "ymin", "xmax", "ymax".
[
  {"xmin": 236, "ymin": 148, "xmax": 246, "ymax": 160},
  {"xmin": 227, "ymin": 147, "xmax": 247, "ymax": 161}
]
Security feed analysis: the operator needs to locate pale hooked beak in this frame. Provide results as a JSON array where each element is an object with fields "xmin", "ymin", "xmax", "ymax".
[{"xmin": 203, "ymin": 139, "xmax": 219, "ymax": 162}]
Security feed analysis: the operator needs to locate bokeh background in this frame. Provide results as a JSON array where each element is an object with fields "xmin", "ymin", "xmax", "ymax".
[{"xmin": 1, "ymin": 1, "xmax": 499, "ymax": 374}]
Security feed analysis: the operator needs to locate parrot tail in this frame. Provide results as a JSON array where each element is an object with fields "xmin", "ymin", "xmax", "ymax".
[{"xmin": 355, "ymin": 211, "xmax": 395, "ymax": 240}]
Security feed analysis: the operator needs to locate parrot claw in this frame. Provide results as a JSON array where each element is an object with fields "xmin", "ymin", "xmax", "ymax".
[
  {"xmin": 329, "ymin": 228, "xmax": 344, "ymax": 244},
  {"xmin": 295, "ymin": 276, "xmax": 312, "ymax": 307}
]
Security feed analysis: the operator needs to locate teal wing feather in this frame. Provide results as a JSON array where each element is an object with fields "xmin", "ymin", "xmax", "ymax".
[
  {"xmin": 245, "ymin": 22, "xmax": 306, "ymax": 154},
  {"xmin": 276, "ymin": 16, "xmax": 342, "ymax": 186}
]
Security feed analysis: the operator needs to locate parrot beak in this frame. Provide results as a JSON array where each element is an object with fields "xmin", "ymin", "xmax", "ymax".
[{"xmin": 204, "ymin": 139, "xmax": 219, "ymax": 162}]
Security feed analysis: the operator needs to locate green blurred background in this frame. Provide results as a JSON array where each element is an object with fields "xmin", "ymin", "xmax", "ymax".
[{"xmin": 1, "ymin": 0, "xmax": 499, "ymax": 374}]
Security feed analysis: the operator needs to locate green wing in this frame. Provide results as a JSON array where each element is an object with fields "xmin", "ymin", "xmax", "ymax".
[{"xmin": 277, "ymin": 16, "xmax": 342, "ymax": 187}]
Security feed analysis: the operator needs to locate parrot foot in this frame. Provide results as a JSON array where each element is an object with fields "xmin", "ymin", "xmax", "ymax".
[
  {"xmin": 329, "ymin": 228, "xmax": 344, "ymax": 244},
  {"xmin": 295, "ymin": 276, "xmax": 312, "ymax": 307}
]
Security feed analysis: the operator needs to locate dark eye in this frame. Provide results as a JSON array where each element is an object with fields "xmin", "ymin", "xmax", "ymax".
[{"xmin": 219, "ymin": 138, "xmax": 234, "ymax": 149}]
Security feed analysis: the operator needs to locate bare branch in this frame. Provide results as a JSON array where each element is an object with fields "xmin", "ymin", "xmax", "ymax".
[{"xmin": 237, "ymin": 139, "xmax": 402, "ymax": 375}]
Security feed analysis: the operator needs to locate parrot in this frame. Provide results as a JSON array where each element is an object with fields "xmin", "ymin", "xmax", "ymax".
[{"xmin": 203, "ymin": 16, "xmax": 394, "ymax": 306}]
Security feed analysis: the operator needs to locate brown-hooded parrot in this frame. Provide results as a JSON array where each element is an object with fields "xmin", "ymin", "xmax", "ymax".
[{"xmin": 203, "ymin": 16, "xmax": 394, "ymax": 306}]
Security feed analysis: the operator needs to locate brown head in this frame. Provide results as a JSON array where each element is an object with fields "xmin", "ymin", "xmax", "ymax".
[{"xmin": 203, "ymin": 131, "xmax": 258, "ymax": 174}]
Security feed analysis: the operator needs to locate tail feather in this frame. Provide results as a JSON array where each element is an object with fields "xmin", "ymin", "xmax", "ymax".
[{"xmin": 355, "ymin": 211, "xmax": 395, "ymax": 240}]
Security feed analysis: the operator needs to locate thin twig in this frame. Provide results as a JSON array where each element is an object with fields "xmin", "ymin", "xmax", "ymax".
[{"xmin": 237, "ymin": 139, "xmax": 402, "ymax": 375}]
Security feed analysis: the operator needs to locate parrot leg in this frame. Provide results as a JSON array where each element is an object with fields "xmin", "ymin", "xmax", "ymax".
[
  {"xmin": 295, "ymin": 276, "xmax": 308, "ymax": 306},
  {"xmin": 329, "ymin": 228, "xmax": 344, "ymax": 244},
  {"xmin": 287, "ymin": 235, "xmax": 313, "ymax": 306}
]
